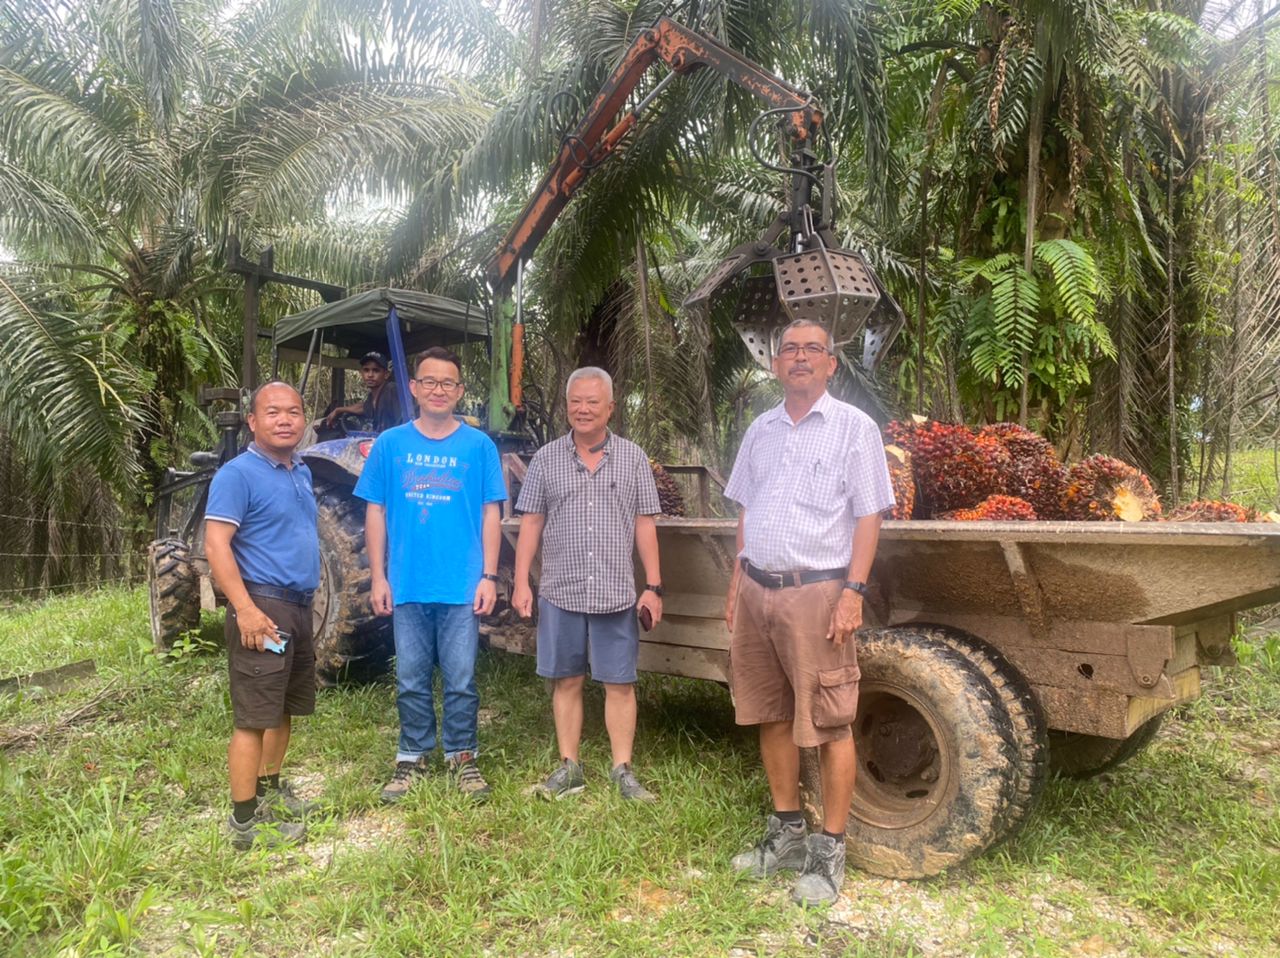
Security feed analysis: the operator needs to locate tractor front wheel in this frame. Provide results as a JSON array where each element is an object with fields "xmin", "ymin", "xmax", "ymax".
[{"xmin": 147, "ymin": 538, "xmax": 200, "ymax": 651}]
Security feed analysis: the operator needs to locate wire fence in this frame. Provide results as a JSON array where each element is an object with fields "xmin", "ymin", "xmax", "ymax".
[{"xmin": 0, "ymin": 510, "xmax": 145, "ymax": 609}]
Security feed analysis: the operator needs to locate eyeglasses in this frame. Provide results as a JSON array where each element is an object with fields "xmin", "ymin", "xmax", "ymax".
[
  {"xmin": 415, "ymin": 377, "xmax": 461, "ymax": 392},
  {"xmin": 776, "ymin": 343, "xmax": 831, "ymax": 358}
]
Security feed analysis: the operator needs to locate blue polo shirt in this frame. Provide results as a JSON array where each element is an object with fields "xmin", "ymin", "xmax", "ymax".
[
  {"xmin": 205, "ymin": 444, "xmax": 320, "ymax": 592},
  {"xmin": 353, "ymin": 420, "xmax": 506, "ymax": 605}
]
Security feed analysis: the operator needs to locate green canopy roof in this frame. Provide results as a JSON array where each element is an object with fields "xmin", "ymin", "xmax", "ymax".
[{"xmin": 274, "ymin": 288, "xmax": 488, "ymax": 361}]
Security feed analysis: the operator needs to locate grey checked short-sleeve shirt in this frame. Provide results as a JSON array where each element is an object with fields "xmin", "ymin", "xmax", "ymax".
[
  {"xmin": 516, "ymin": 432, "xmax": 661, "ymax": 614},
  {"xmin": 724, "ymin": 391, "xmax": 894, "ymax": 572}
]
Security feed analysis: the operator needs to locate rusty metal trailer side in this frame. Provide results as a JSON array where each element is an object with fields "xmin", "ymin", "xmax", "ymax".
[{"xmin": 498, "ymin": 515, "xmax": 1280, "ymax": 739}]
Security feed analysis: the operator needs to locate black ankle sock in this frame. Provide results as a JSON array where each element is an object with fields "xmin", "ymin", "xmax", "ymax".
[
  {"xmin": 822, "ymin": 829, "xmax": 844, "ymax": 841},
  {"xmin": 232, "ymin": 798, "xmax": 258, "ymax": 824},
  {"xmin": 256, "ymin": 773, "xmax": 280, "ymax": 797},
  {"xmin": 774, "ymin": 809, "xmax": 804, "ymax": 826}
]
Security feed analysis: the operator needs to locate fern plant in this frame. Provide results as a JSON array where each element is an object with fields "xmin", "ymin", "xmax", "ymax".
[{"xmin": 957, "ymin": 237, "xmax": 1112, "ymax": 417}]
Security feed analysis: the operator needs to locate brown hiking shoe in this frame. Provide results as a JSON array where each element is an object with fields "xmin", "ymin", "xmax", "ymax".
[
  {"xmin": 380, "ymin": 760, "xmax": 428, "ymax": 805},
  {"xmin": 447, "ymin": 752, "xmax": 491, "ymax": 803}
]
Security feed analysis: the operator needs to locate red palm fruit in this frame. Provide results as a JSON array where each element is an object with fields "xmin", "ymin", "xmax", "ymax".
[
  {"xmin": 887, "ymin": 420, "xmax": 1007, "ymax": 515},
  {"xmin": 977, "ymin": 423, "xmax": 1067, "ymax": 520},
  {"xmin": 649, "ymin": 461, "xmax": 686, "ymax": 517},
  {"xmin": 943, "ymin": 494, "xmax": 1038, "ymax": 521},
  {"xmin": 884, "ymin": 445, "xmax": 915, "ymax": 520},
  {"xmin": 1168, "ymin": 500, "xmax": 1253, "ymax": 522},
  {"xmin": 1060, "ymin": 455, "xmax": 1162, "ymax": 521}
]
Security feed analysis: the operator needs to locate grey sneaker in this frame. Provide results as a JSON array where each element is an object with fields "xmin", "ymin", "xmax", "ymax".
[
  {"xmin": 226, "ymin": 811, "xmax": 306, "ymax": 851},
  {"xmin": 730, "ymin": 814, "xmax": 808, "ymax": 878},
  {"xmin": 534, "ymin": 758, "xmax": 585, "ymax": 800},
  {"xmin": 380, "ymin": 760, "xmax": 428, "ymax": 805},
  {"xmin": 610, "ymin": 762, "xmax": 656, "ymax": 802},
  {"xmin": 791, "ymin": 832, "xmax": 846, "ymax": 907},
  {"xmin": 448, "ymin": 752, "xmax": 491, "ymax": 802},
  {"xmin": 257, "ymin": 780, "xmax": 319, "ymax": 820}
]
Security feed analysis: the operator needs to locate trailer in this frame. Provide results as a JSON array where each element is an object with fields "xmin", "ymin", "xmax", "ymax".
[{"xmin": 492, "ymin": 459, "xmax": 1280, "ymax": 878}]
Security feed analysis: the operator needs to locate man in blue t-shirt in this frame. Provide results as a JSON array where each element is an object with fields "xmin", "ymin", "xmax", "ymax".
[
  {"xmin": 354, "ymin": 346, "xmax": 506, "ymax": 804},
  {"xmin": 205, "ymin": 381, "xmax": 320, "ymax": 850}
]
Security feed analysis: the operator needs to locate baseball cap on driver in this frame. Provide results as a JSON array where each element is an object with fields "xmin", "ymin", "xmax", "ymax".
[{"xmin": 361, "ymin": 351, "xmax": 389, "ymax": 369}]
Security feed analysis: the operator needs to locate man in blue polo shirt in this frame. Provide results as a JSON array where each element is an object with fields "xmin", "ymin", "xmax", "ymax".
[
  {"xmin": 206, "ymin": 381, "xmax": 320, "ymax": 849},
  {"xmin": 354, "ymin": 346, "xmax": 506, "ymax": 804}
]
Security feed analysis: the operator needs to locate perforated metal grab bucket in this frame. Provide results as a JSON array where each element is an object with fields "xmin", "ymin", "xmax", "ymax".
[{"xmin": 773, "ymin": 247, "xmax": 880, "ymax": 343}]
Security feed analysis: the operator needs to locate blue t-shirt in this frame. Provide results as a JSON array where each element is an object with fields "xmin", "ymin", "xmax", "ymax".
[
  {"xmin": 353, "ymin": 421, "xmax": 507, "ymax": 605},
  {"xmin": 205, "ymin": 444, "xmax": 321, "ymax": 592}
]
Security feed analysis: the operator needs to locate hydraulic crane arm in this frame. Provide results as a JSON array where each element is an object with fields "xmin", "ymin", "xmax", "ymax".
[{"xmin": 487, "ymin": 16, "xmax": 823, "ymax": 298}]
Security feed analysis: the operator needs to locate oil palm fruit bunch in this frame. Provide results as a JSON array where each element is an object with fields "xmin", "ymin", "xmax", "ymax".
[
  {"xmin": 943, "ymin": 494, "xmax": 1038, "ymax": 521},
  {"xmin": 650, "ymin": 461, "xmax": 686, "ymax": 516},
  {"xmin": 885, "ymin": 420, "xmax": 1007, "ymax": 516},
  {"xmin": 1061, "ymin": 455, "xmax": 1162, "ymax": 521},
  {"xmin": 977, "ymin": 423, "xmax": 1067, "ymax": 520},
  {"xmin": 1168, "ymin": 500, "xmax": 1253, "ymax": 522},
  {"xmin": 884, "ymin": 445, "xmax": 915, "ymax": 520}
]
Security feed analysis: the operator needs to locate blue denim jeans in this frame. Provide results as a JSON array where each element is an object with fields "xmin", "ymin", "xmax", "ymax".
[{"xmin": 391, "ymin": 602, "xmax": 480, "ymax": 762}]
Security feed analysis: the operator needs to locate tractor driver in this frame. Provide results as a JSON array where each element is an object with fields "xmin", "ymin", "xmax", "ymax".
[{"xmin": 319, "ymin": 351, "xmax": 402, "ymax": 434}]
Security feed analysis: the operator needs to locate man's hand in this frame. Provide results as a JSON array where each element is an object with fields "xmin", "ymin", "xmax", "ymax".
[
  {"xmin": 235, "ymin": 602, "xmax": 277, "ymax": 651},
  {"xmin": 370, "ymin": 575, "xmax": 393, "ymax": 616},
  {"xmin": 724, "ymin": 575, "xmax": 740, "ymax": 631},
  {"xmin": 637, "ymin": 589, "xmax": 663, "ymax": 628},
  {"xmin": 474, "ymin": 577, "xmax": 497, "ymax": 615},
  {"xmin": 826, "ymin": 589, "xmax": 863, "ymax": 647},
  {"xmin": 512, "ymin": 581, "xmax": 534, "ymax": 618}
]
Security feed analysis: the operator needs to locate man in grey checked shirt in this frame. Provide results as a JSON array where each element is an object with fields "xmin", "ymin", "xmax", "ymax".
[
  {"xmin": 512, "ymin": 367, "xmax": 664, "ymax": 802},
  {"xmin": 723, "ymin": 319, "xmax": 895, "ymax": 907}
]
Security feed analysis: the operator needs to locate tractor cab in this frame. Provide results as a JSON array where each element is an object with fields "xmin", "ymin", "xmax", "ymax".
[{"xmin": 272, "ymin": 287, "xmax": 489, "ymax": 488}]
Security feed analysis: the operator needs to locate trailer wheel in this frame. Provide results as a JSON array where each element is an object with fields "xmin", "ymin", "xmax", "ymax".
[
  {"xmin": 799, "ymin": 627, "xmax": 1020, "ymax": 879},
  {"xmin": 913, "ymin": 624, "xmax": 1048, "ymax": 845},
  {"xmin": 147, "ymin": 537, "xmax": 200, "ymax": 652},
  {"xmin": 1048, "ymin": 714, "xmax": 1165, "ymax": 779},
  {"xmin": 312, "ymin": 482, "xmax": 393, "ymax": 685}
]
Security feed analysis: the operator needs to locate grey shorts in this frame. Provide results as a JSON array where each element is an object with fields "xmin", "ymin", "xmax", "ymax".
[
  {"xmin": 536, "ymin": 598, "xmax": 639, "ymax": 684},
  {"xmin": 226, "ymin": 594, "xmax": 316, "ymax": 730}
]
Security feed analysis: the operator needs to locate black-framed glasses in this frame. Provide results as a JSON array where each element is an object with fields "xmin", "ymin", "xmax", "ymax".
[
  {"xmin": 415, "ymin": 377, "xmax": 461, "ymax": 392},
  {"xmin": 776, "ymin": 343, "xmax": 831, "ymax": 358}
]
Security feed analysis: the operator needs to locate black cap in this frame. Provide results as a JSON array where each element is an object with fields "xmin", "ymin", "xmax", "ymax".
[{"xmin": 360, "ymin": 351, "xmax": 389, "ymax": 370}]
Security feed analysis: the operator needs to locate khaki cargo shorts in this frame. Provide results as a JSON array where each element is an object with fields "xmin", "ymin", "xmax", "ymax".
[{"xmin": 729, "ymin": 576, "xmax": 861, "ymax": 747}]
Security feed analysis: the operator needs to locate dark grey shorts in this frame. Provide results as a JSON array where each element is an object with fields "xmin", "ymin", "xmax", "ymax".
[
  {"xmin": 226, "ymin": 594, "xmax": 316, "ymax": 729},
  {"xmin": 536, "ymin": 598, "xmax": 639, "ymax": 684}
]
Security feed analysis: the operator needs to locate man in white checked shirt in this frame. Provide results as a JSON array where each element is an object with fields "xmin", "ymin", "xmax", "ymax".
[{"xmin": 723, "ymin": 319, "xmax": 895, "ymax": 907}]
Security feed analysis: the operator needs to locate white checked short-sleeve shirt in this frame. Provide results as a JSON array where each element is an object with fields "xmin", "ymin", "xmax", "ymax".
[
  {"xmin": 516, "ymin": 432, "xmax": 661, "ymax": 614},
  {"xmin": 724, "ymin": 391, "xmax": 894, "ymax": 572}
]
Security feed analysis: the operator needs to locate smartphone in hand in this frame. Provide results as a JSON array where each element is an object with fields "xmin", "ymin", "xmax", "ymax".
[
  {"xmin": 264, "ymin": 630, "xmax": 291, "ymax": 654},
  {"xmin": 638, "ymin": 606, "xmax": 653, "ymax": 632}
]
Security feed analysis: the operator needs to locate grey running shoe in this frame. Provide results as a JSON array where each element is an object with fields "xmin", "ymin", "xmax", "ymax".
[
  {"xmin": 380, "ymin": 760, "xmax": 428, "ymax": 805},
  {"xmin": 791, "ymin": 832, "xmax": 847, "ymax": 907},
  {"xmin": 610, "ymin": 762, "xmax": 656, "ymax": 802},
  {"xmin": 448, "ymin": 752, "xmax": 491, "ymax": 802},
  {"xmin": 227, "ymin": 811, "xmax": 306, "ymax": 851},
  {"xmin": 534, "ymin": 758, "xmax": 585, "ymax": 800},
  {"xmin": 730, "ymin": 814, "xmax": 808, "ymax": 878},
  {"xmin": 256, "ymin": 780, "xmax": 319, "ymax": 820}
]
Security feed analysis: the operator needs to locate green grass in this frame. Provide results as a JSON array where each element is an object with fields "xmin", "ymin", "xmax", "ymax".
[{"xmin": 1, "ymin": 589, "xmax": 1278, "ymax": 957}]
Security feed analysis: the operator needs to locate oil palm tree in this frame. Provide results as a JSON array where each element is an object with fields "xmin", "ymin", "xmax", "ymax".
[{"xmin": 0, "ymin": 0, "xmax": 488, "ymax": 589}]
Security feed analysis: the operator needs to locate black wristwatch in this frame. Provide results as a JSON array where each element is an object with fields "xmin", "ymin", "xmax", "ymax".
[
  {"xmin": 644, "ymin": 583, "xmax": 664, "ymax": 597},
  {"xmin": 843, "ymin": 580, "xmax": 869, "ymax": 597},
  {"xmin": 481, "ymin": 573, "xmax": 500, "ymax": 583}
]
